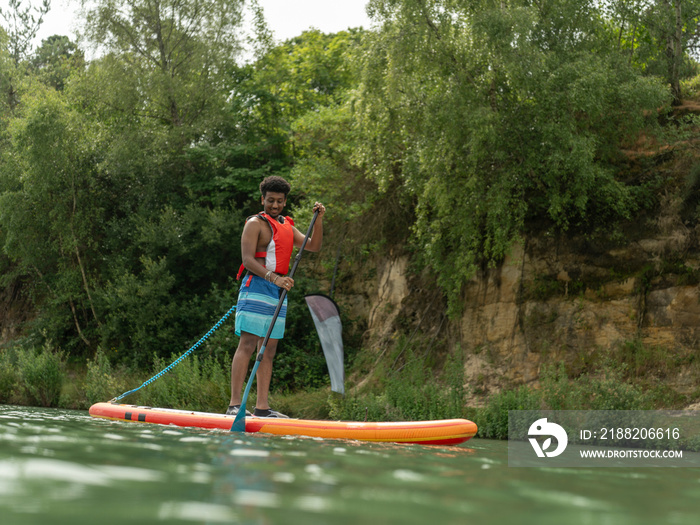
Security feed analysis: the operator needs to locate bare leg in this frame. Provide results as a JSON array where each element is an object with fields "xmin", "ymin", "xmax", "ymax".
[
  {"xmin": 229, "ymin": 332, "xmax": 259, "ymax": 406},
  {"xmin": 254, "ymin": 338, "xmax": 278, "ymax": 410}
]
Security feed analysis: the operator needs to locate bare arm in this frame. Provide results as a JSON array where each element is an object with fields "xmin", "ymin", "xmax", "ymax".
[{"xmin": 240, "ymin": 219, "xmax": 269, "ymax": 278}]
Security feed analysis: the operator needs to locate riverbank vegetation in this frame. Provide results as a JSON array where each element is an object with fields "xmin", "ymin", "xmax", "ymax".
[
  {"xmin": 0, "ymin": 333, "xmax": 687, "ymax": 442},
  {"xmin": 2, "ymin": 1, "xmax": 700, "ymax": 435}
]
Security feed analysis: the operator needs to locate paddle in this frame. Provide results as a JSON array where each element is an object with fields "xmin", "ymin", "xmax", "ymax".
[{"xmin": 231, "ymin": 209, "xmax": 320, "ymax": 432}]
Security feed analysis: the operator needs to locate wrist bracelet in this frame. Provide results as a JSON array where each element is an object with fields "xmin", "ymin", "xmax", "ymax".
[
  {"xmin": 265, "ymin": 270, "xmax": 272, "ymax": 281},
  {"xmin": 272, "ymin": 274, "xmax": 279, "ymax": 284}
]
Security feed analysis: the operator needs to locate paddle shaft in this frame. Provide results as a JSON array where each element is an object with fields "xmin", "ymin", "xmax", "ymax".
[{"xmin": 232, "ymin": 209, "xmax": 320, "ymax": 431}]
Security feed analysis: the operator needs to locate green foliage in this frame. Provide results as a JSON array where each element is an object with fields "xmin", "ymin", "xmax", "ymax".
[
  {"xmin": 30, "ymin": 35, "xmax": 85, "ymax": 91},
  {"xmin": 0, "ymin": 84, "xmax": 106, "ymax": 354},
  {"xmin": 289, "ymin": 101, "xmax": 412, "ymax": 283},
  {"xmin": 82, "ymin": 0, "xmax": 244, "ymax": 132},
  {"xmin": 98, "ymin": 204, "xmax": 243, "ymax": 365},
  {"xmin": 681, "ymin": 73, "xmax": 700, "ymax": 99},
  {"xmin": 0, "ymin": 5, "xmax": 367, "ymax": 387},
  {"xmin": 16, "ymin": 342, "xmax": 66, "ymax": 407},
  {"xmin": 0, "ymin": 27, "xmax": 15, "ymax": 115},
  {"xmin": 538, "ymin": 363, "xmax": 571, "ymax": 411},
  {"xmin": 251, "ymin": 29, "xmax": 363, "ymax": 128},
  {"xmin": 573, "ymin": 370, "xmax": 650, "ymax": 410},
  {"xmin": 183, "ymin": 140, "xmax": 276, "ymax": 210},
  {"xmin": 681, "ymin": 161, "xmax": 700, "ymax": 224},
  {"xmin": 549, "ymin": 360, "xmax": 651, "ymax": 411},
  {"xmin": 136, "ymin": 353, "xmax": 230, "ymax": 413},
  {"xmin": 603, "ymin": 0, "xmax": 700, "ymax": 102},
  {"xmin": 100, "ymin": 258, "xmax": 213, "ymax": 365},
  {"xmin": 358, "ymin": 0, "xmax": 670, "ymax": 314},
  {"xmin": 273, "ymin": 341, "xmax": 331, "ymax": 393},
  {"xmin": 476, "ymin": 361, "xmax": 652, "ymax": 439},
  {"xmin": 85, "ymin": 347, "xmax": 127, "ymax": 405},
  {"xmin": 385, "ymin": 347, "xmax": 466, "ymax": 420},
  {"xmin": 329, "ymin": 346, "xmax": 467, "ymax": 421},
  {"xmin": 329, "ymin": 391, "xmax": 394, "ymax": 422},
  {"xmin": 0, "ymin": 0, "xmax": 50, "ymax": 63},
  {"xmin": 270, "ymin": 388, "xmax": 333, "ymax": 420},
  {"xmin": 476, "ymin": 386, "xmax": 542, "ymax": 440},
  {"xmin": 290, "ymin": 105, "xmax": 369, "ymax": 222},
  {"xmin": 0, "ymin": 348, "xmax": 19, "ymax": 403}
]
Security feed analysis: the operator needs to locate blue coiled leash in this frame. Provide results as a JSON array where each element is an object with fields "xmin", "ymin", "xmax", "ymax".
[{"xmin": 110, "ymin": 303, "xmax": 237, "ymax": 403}]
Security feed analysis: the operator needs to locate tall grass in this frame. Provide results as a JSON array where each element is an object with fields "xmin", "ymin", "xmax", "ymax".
[
  {"xmin": 475, "ymin": 362, "xmax": 652, "ymax": 439},
  {"xmin": 329, "ymin": 346, "xmax": 467, "ymax": 422},
  {"xmin": 135, "ymin": 353, "xmax": 231, "ymax": 413},
  {"xmin": 85, "ymin": 348, "xmax": 132, "ymax": 405}
]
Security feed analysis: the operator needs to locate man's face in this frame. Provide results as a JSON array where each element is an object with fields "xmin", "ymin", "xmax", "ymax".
[{"xmin": 262, "ymin": 191, "xmax": 287, "ymax": 218}]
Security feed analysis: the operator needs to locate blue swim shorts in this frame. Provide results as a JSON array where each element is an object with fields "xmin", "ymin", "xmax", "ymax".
[{"xmin": 235, "ymin": 273, "xmax": 287, "ymax": 339}]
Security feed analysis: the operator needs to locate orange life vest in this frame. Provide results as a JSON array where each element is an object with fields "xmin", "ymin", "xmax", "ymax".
[{"xmin": 236, "ymin": 213, "xmax": 295, "ymax": 280}]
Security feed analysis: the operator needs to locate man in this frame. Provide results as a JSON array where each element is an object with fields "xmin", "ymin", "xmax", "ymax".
[{"xmin": 228, "ymin": 176, "xmax": 325, "ymax": 418}]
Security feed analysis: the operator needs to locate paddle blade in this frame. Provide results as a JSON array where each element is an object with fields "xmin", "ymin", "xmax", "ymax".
[
  {"xmin": 230, "ymin": 410, "xmax": 246, "ymax": 432},
  {"xmin": 230, "ymin": 359, "xmax": 261, "ymax": 433},
  {"xmin": 305, "ymin": 294, "xmax": 344, "ymax": 394}
]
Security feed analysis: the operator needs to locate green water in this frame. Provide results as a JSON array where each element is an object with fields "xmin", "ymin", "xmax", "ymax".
[{"xmin": 1, "ymin": 405, "xmax": 699, "ymax": 524}]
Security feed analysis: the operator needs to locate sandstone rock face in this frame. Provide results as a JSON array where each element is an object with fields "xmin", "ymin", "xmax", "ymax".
[
  {"xmin": 360, "ymin": 225, "xmax": 700, "ymax": 400},
  {"xmin": 366, "ymin": 256, "xmax": 410, "ymax": 342}
]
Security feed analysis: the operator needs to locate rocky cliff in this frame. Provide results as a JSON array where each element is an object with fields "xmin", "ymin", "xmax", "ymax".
[{"xmin": 356, "ymin": 196, "xmax": 700, "ymax": 406}]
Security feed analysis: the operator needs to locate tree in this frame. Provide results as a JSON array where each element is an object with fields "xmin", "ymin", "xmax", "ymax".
[
  {"xmin": 0, "ymin": 0, "xmax": 50, "ymax": 111},
  {"xmin": 73, "ymin": 0, "xmax": 260, "ymax": 213},
  {"xmin": 357, "ymin": 0, "xmax": 670, "ymax": 312},
  {"xmin": 252, "ymin": 29, "xmax": 363, "ymax": 132},
  {"xmin": 0, "ymin": 25, "xmax": 12, "ymax": 114},
  {"xmin": 31, "ymin": 35, "xmax": 85, "ymax": 90},
  {"xmin": 603, "ymin": 0, "xmax": 700, "ymax": 104},
  {"xmin": 0, "ymin": 86, "xmax": 105, "ymax": 350},
  {"xmin": 182, "ymin": 29, "xmax": 365, "ymax": 211},
  {"xmin": 0, "ymin": 0, "xmax": 50, "ymax": 63},
  {"xmin": 647, "ymin": 0, "xmax": 700, "ymax": 104},
  {"xmin": 81, "ymin": 0, "xmax": 246, "ymax": 132}
]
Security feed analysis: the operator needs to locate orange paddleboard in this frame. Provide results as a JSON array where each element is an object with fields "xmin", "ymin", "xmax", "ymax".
[{"xmin": 89, "ymin": 402, "xmax": 477, "ymax": 446}]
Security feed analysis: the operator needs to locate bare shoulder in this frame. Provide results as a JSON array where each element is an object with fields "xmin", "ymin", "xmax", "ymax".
[
  {"xmin": 242, "ymin": 217, "xmax": 263, "ymax": 236},
  {"xmin": 243, "ymin": 216, "xmax": 272, "ymax": 249}
]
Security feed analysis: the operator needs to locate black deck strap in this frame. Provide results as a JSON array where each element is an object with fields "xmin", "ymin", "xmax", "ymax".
[{"xmin": 123, "ymin": 411, "xmax": 146, "ymax": 422}]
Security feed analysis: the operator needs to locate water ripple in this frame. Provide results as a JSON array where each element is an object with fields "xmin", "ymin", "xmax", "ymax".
[{"xmin": 158, "ymin": 501, "xmax": 238, "ymax": 522}]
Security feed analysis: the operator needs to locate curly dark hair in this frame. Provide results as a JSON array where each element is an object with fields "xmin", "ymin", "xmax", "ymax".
[{"xmin": 260, "ymin": 176, "xmax": 291, "ymax": 197}]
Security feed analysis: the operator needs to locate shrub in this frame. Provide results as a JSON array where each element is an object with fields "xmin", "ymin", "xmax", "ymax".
[
  {"xmin": 574, "ymin": 369, "xmax": 649, "ymax": 410},
  {"xmin": 16, "ymin": 343, "xmax": 66, "ymax": 407},
  {"xmin": 540, "ymin": 360, "xmax": 650, "ymax": 411},
  {"xmin": 0, "ymin": 348, "xmax": 19, "ymax": 403},
  {"xmin": 328, "ymin": 391, "xmax": 396, "ymax": 422},
  {"xmin": 384, "ymin": 348, "xmax": 464, "ymax": 420},
  {"xmin": 328, "ymin": 346, "xmax": 468, "ymax": 422},
  {"xmin": 136, "ymin": 353, "xmax": 230, "ymax": 413},
  {"xmin": 539, "ymin": 362, "xmax": 574, "ymax": 410},
  {"xmin": 476, "ymin": 386, "xmax": 542, "ymax": 440},
  {"xmin": 85, "ymin": 348, "xmax": 128, "ymax": 404}
]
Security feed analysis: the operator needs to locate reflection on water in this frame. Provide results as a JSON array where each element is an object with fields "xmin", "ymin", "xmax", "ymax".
[{"xmin": 0, "ymin": 405, "xmax": 698, "ymax": 524}]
